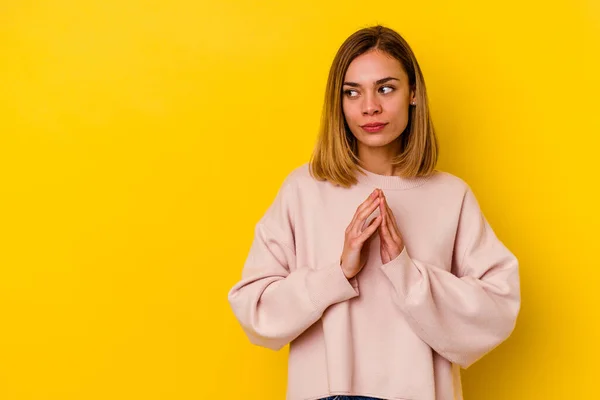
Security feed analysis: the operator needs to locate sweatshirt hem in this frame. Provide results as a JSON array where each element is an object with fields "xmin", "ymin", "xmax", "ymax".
[{"xmin": 301, "ymin": 392, "xmax": 413, "ymax": 400}]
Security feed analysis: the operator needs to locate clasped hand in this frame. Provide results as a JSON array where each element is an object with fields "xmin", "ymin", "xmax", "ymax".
[
  {"xmin": 376, "ymin": 189, "xmax": 405, "ymax": 264},
  {"xmin": 340, "ymin": 188, "xmax": 405, "ymax": 279}
]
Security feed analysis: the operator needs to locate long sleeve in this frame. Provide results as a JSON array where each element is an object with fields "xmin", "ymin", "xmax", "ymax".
[
  {"xmin": 227, "ymin": 175, "xmax": 359, "ymax": 351},
  {"xmin": 380, "ymin": 185, "xmax": 521, "ymax": 369}
]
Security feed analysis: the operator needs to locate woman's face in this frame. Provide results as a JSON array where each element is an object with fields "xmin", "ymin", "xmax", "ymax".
[{"xmin": 342, "ymin": 49, "xmax": 416, "ymax": 150}]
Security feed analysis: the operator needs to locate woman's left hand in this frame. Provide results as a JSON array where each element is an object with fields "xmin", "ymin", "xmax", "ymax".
[{"xmin": 377, "ymin": 190, "xmax": 405, "ymax": 264}]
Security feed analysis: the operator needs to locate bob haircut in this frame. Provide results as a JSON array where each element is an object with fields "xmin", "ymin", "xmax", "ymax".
[{"xmin": 309, "ymin": 25, "xmax": 439, "ymax": 188}]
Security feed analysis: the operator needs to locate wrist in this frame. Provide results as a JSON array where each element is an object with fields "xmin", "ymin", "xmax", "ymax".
[{"xmin": 340, "ymin": 258, "xmax": 348, "ymax": 279}]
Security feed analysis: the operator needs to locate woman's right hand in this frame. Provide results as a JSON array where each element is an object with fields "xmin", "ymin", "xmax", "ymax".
[{"xmin": 340, "ymin": 189, "xmax": 382, "ymax": 279}]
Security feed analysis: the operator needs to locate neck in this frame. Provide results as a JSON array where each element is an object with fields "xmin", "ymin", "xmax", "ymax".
[{"xmin": 356, "ymin": 140, "xmax": 402, "ymax": 176}]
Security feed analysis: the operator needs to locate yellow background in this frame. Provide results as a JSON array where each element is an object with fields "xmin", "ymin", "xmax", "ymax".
[{"xmin": 1, "ymin": 0, "xmax": 599, "ymax": 399}]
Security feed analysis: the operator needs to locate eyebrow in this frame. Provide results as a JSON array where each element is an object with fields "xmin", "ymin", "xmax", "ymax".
[{"xmin": 343, "ymin": 77, "xmax": 400, "ymax": 87}]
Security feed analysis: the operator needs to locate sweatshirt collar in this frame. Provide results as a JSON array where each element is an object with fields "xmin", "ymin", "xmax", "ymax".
[{"xmin": 355, "ymin": 165, "xmax": 432, "ymax": 190}]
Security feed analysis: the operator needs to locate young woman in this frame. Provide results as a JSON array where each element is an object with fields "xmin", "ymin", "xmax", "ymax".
[{"xmin": 228, "ymin": 25, "xmax": 521, "ymax": 400}]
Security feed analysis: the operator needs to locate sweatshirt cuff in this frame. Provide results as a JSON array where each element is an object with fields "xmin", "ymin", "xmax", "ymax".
[
  {"xmin": 306, "ymin": 261, "xmax": 360, "ymax": 311},
  {"xmin": 379, "ymin": 246, "xmax": 419, "ymax": 302}
]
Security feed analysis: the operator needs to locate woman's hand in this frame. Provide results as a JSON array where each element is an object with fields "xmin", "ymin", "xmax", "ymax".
[
  {"xmin": 378, "ymin": 190, "xmax": 405, "ymax": 264},
  {"xmin": 340, "ymin": 189, "xmax": 383, "ymax": 279}
]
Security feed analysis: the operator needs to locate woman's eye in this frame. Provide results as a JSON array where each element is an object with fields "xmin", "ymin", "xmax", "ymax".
[{"xmin": 344, "ymin": 86, "xmax": 393, "ymax": 97}]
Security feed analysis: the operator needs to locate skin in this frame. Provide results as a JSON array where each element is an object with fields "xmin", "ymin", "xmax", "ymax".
[
  {"xmin": 342, "ymin": 48, "xmax": 416, "ymax": 176},
  {"xmin": 340, "ymin": 49, "xmax": 413, "ymax": 278},
  {"xmin": 340, "ymin": 189, "xmax": 406, "ymax": 278}
]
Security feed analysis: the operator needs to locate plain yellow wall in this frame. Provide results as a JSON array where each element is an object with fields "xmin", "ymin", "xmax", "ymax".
[{"xmin": 1, "ymin": 0, "xmax": 599, "ymax": 399}]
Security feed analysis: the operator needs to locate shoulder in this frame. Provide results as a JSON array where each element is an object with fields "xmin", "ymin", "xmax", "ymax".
[
  {"xmin": 259, "ymin": 163, "xmax": 323, "ymax": 231},
  {"xmin": 425, "ymin": 170, "xmax": 485, "ymax": 218},
  {"xmin": 284, "ymin": 165, "xmax": 476, "ymax": 198},
  {"xmin": 267, "ymin": 163, "xmax": 315, "ymax": 208},
  {"xmin": 279, "ymin": 162, "xmax": 327, "ymax": 191},
  {"xmin": 429, "ymin": 171, "xmax": 488, "ymax": 226},
  {"xmin": 426, "ymin": 169, "xmax": 473, "ymax": 196},
  {"xmin": 286, "ymin": 162, "xmax": 315, "ymax": 183}
]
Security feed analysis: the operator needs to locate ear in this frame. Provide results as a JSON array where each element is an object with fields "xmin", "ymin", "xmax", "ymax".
[{"xmin": 410, "ymin": 85, "xmax": 417, "ymax": 104}]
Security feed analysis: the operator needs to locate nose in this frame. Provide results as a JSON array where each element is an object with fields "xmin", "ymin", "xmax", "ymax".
[{"xmin": 361, "ymin": 92, "xmax": 381, "ymax": 116}]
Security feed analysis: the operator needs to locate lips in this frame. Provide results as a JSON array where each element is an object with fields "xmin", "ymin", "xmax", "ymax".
[
  {"xmin": 360, "ymin": 122, "xmax": 388, "ymax": 133},
  {"xmin": 361, "ymin": 122, "xmax": 387, "ymax": 128}
]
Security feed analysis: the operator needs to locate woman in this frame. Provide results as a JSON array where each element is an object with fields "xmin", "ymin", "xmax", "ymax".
[{"xmin": 227, "ymin": 25, "xmax": 520, "ymax": 400}]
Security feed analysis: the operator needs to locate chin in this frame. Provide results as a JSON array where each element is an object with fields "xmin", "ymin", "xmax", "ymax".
[{"xmin": 358, "ymin": 133, "xmax": 399, "ymax": 148}]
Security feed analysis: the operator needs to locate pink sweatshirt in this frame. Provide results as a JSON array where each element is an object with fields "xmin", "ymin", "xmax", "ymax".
[{"xmin": 228, "ymin": 163, "xmax": 521, "ymax": 400}]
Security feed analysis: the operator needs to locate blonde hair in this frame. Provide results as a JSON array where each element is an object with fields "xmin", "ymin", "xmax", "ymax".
[{"xmin": 309, "ymin": 25, "xmax": 439, "ymax": 188}]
